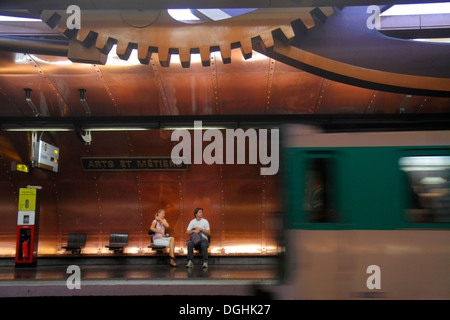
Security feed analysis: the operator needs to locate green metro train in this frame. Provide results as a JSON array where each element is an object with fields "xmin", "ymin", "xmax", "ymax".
[{"xmin": 274, "ymin": 125, "xmax": 449, "ymax": 299}]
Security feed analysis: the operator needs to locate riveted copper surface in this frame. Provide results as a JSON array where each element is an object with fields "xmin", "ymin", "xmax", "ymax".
[{"xmin": 0, "ymin": 129, "xmax": 282, "ymax": 255}]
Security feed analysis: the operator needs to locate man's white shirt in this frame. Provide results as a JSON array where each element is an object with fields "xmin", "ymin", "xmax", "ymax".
[{"xmin": 187, "ymin": 218, "xmax": 210, "ymax": 240}]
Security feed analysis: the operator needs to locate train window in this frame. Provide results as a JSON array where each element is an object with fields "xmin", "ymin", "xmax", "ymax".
[
  {"xmin": 304, "ymin": 157, "xmax": 337, "ymax": 223},
  {"xmin": 400, "ymin": 156, "xmax": 450, "ymax": 223}
]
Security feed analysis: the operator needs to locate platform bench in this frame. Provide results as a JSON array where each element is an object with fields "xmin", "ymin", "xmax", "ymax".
[
  {"xmin": 147, "ymin": 234, "xmax": 168, "ymax": 253},
  {"xmin": 105, "ymin": 233, "xmax": 128, "ymax": 253},
  {"xmin": 62, "ymin": 233, "xmax": 86, "ymax": 254},
  {"xmin": 148, "ymin": 243, "xmax": 167, "ymax": 253}
]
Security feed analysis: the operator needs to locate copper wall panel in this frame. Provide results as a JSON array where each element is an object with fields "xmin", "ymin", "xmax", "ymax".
[
  {"xmin": 185, "ymin": 161, "xmax": 222, "ymax": 182},
  {"xmin": 54, "ymin": 133, "xmax": 90, "ymax": 179},
  {"xmin": 35, "ymin": 182, "xmax": 58, "ymax": 255},
  {"xmin": 98, "ymin": 64, "xmax": 162, "ymax": 116},
  {"xmin": 140, "ymin": 180, "xmax": 182, "ymax": 245},
  {"xmin": 0, "ymin": 176, "xmax": 17, "ymax": 255},
  {"xmin": 318, "ymin": 80, "xmax": 374, "ymax": 114},
  {"xmin": 98, "ymin": 177, "xmax": 141, "ymax": 251},
  {"xmin": 270, "ymin": 67, "xmax": 323, "ymax": 114},
  {"xmin": 223, "ymin": 179, "xmax": 263, "ymax": 249},
  {"xmin": 0, "ymin": 53, "xmax": 68, "ymax": 117},
  {"xmin": 0, "ymin": 87, "xmax": 22, "ymax": 116},
  {"xmin": 160, "ymin": 71, "xmax": 215, "ymax": 116},
  {"xmin": 87, "ymin": 131, "xmax": 133, "ymax": 155},
  {"xmin": 216, "ymin": 51, "xmax": 270, "ymax": 115},
  {"xmin": 1, "ymin": 50, "xmax": 450, "ymax": 118},
  {"xmin": 45, "ymin": 74, "xmax": 120, "ymax": 117},
  {"xmin": 157, "ymin": 54, "xmax": 215, "ymax": 115},
  {"xmin": 127, "ymin": 130, "xmax": 175, "ymax": 156},
  {"xmin": 368, "ymin": 91, "xmax": 409, "ymax": 114},
  {"xmin": 57, "ymin": 181, "xmax": 99, "ymax": 234},
  {"xmin": 0, "ymin": 132, "xmax": 30, "ymax": 255},
  {"xmin": 0, "ymin": 74, "xmax": 64, "ymax": 117}
]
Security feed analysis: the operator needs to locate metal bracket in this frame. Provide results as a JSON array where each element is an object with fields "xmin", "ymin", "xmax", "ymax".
[
  {"xmin": 78, "ymin": 88, "xmax": 91, "ymax": 116},
  {"xmin": 30, "ymin": 131, "xmax": 38, "ymax": 167},
  {"xmin": 79, "ymin": 129, "xmax": 92, "ymax": 145},
  {"xmin": 24, "ymin": 88, "xmax": 40, "ymax": 117},
  {"xmin": 78, "ymin": 88, "xmax": 92, "ymax": 145},
  {"xmin": 399, "ymin": 95, "xmax": 412, "ymax": 114}
]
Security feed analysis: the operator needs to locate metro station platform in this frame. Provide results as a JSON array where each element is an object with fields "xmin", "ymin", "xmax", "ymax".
[{"xmin": 0, "ymin": 255, "xmax": 280, "ymax": 298}]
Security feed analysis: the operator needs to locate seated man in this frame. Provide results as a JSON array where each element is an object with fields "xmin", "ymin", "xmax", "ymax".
[{"xmin": 186, "ymin": 207, "xmax": 210, "ymax": 268}]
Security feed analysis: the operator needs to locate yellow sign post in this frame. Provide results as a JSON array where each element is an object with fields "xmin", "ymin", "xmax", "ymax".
[{"xmin": 18, "ymin": 188, "xmax": 37, "ymax": 211}]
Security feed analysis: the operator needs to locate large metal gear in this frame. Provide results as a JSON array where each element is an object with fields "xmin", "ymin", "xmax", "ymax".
[
  {"xmin": 38, "ymin": 6, "xmax": 450, "ymax": 97},
  {"xmin": 40, "ymin": 7, "xmax": 335, "ymax": 67}
]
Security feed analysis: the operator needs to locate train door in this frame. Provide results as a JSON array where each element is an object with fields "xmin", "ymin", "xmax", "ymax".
[
  {"xmin": 303, "ymin": 152, "xmax": 340, "ymax": 224},
  {"xmin": 395, "ymin": 150, "xmax": 450, "ymax": 298},
  {"xmin": 282, "ymin": 150, "xmax": 348, "ymax": 299}
]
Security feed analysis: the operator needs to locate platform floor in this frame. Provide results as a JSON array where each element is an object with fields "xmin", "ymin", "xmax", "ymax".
[{"xmin": 0, "ymin": 256, "xmax": 281, "ymax": 298}]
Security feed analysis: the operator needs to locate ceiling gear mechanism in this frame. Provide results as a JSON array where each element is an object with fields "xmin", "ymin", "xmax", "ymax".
[{"xmin": 40, "ymin": 7, "xmax": 335, "ymax": 67}]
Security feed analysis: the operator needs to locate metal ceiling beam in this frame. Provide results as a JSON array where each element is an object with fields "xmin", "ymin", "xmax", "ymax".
[
  {"xmin": 0, "ymin": 0, "xmax": 443, "ymax": 11},
  {"xmin": 1, "ymin": 114, "xmax": 449, "ymax": 132}
]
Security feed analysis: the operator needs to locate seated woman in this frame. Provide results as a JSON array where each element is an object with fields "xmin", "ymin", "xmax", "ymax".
[{"xmin": 150, "ymin": 209, "xmax": 177, "ymax": 267}]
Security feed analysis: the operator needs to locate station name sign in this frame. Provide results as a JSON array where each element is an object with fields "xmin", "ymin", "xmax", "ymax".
[{"xmin": 80, "ymin": 157, "xmax": 188, "ymax": 171}]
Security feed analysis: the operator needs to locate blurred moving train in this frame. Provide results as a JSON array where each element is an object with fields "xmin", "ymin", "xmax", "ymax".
[{"xmin": 273, "ymin": 125, "xmax": 449, "ymax": 299}]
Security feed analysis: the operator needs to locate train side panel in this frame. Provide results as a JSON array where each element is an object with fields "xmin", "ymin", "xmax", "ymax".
[
  {"xmin": 279, "ymin": 230, "xmax": 450, "ymax": 299},
  {"xmin": 278, "ymin": 127, "xmax": 450, "ymax": 299}
]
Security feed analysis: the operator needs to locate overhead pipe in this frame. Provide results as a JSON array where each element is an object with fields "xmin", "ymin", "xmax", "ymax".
[{"xmin": 0, "ymin": 35, "xmax": 68, "ymax": 56}]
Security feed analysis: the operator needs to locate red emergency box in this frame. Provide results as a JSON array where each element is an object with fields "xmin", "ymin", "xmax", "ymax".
[{"xmin": 15, "ymin": 188, "xmax": 40, "ymax": 267}]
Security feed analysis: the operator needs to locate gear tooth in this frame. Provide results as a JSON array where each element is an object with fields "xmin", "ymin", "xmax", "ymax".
[
  {"xmin": 279, "ymin": 25, "xmax": 296, "ymax": 41},
  {"xmin": 158, "ymin": 47, "xmax": 171, "ymax": 67},
  {"xmin": 272, "ymin": 24, "xmax": 297, "ymax": 43},
  {"xmin": 76, "ymin": 28, "xmax": 89, "ymax": 42},
  {"xmin": 290, "ymin": 14, "xmax": 314, "ymax": 35},
  {"xmin": 318, "ymin": 7, "xmax": 334, "ymax": 17},
  {"xmin": 96, "ymin": 34, "xmax": 116, "ymax": 54},
  {"xmin": 199, "ymin": 46, "xmax": 211, "ymax": 67},
  {"xmin": 76, "ymin": 29, "xmax": 98, "ymax": 47},
  {"xmin": 55, "ymin": 23, "xmax": 68, "ymax": 34},
  {"xmin": 115, "ymin": 41, "xmax": 127, "ymax": 58},
  {"xmin": 259, "ymin": 32, "xmax": 274, "ymax": 52},
  {"xmin": 178, "ymin": 48, "xmax": 191, "ymax": 68},
  {"xmin": 240, "ymin": 39, "xmax": 253, "ymax": 60},
  {"xmin": 137, "ymin": 44, "xmax": 152, "ymax": 65},
  {"xmin": 40, "ymin": 11, "xmax": 61, "ymax": 28},
  {"xmin": 301, "ymin": 13, "xmax": 316, "ymax": 29},
  {"xmin": 290, "ymin": 14, "xmax": 315, "ymax": 36},
  {"xmin": 116, "ymin": 41, "xmax": 135, "ymax": 60},
  {"xmin": 219, "ymin": 44, "xmax": 231, "ymax": 64},
  {"xmin": 52, "ymin": 13, "xmax": 78, "ymax": 39},
  {"xmin": 310, "ymin": 7, "xmax": 329, "ymax": 24}
]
